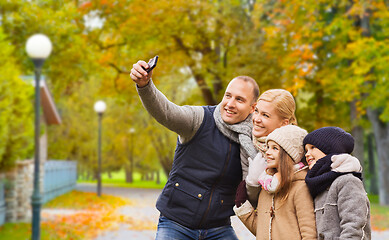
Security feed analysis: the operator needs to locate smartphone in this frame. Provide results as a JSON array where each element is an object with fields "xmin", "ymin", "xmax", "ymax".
[{"xmin": 143, "ymin": 55, "xmax": 158, "ymax": 73}]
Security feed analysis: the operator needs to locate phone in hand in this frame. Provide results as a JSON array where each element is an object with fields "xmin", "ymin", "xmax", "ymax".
[{"xmin": 143, "ymin": 55, "xmax": 158, "ymax": 73}]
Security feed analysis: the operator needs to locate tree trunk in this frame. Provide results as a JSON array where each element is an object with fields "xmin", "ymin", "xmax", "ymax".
[
  {"xmin": 366, "ymin": 108, "xmax": 389, "ymax": 205},
  {"xmin": 125, "ymin": 134, "xmax": 134, "ymax": 183},
  {"xmin": 193, "ymin": 72, "xmax": 217, "ymax": 105},
  {"xmin": 350, "ymin": 101, "xmax": 365, "ymax": 180},
  {"xmin": 125, "ymin": 166, "xmax": 133, "ymax": 183},
  {"xmin": 150, "ymin": 132, "xmax": 173, "ymax": 175},
  {"xmin": 368, "ymin": 133, "xmax": 378, "ymax": 195},
  {"xmin": 156, "ymin": 171, "xmax": 161, "ymax": 184},
  {"xmin": 160, "ymin": 156, "xmax": 172, "ymax": 177}
]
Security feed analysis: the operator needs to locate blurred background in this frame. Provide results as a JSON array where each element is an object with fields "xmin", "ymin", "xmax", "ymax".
[{"xmin": 0, "ymin": 0, "xmax": 388, "ymax": 239}]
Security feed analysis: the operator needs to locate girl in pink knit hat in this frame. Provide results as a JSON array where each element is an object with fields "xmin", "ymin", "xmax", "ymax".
[{"xmin": 234, "ymin": 125, "xmax": 317, "ymax": 239}]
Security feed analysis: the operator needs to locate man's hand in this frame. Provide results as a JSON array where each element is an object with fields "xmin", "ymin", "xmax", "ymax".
[{"xmin": 130, "ymin": 60, "xmax": 153, "ymax": 88}]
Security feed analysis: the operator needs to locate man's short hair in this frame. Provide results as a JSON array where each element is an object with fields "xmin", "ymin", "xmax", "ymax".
[{"xmin": 234, "ymin": 76, "xmax": 260, "ymax": 103}]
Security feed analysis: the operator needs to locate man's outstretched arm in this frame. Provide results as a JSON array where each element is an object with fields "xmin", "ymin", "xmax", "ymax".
[{"xmin": 131, "ymin": 60, "xmax": 204, "ymax": 143}]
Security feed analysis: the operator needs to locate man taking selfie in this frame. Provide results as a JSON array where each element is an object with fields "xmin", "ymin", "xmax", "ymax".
[{"xmin": 130, "ymin": 58, "xmax": 259, "ymax": 239}]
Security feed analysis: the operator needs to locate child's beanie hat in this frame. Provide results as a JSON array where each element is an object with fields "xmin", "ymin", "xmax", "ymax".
[
  {"xmin": 266, "ymin": 125, "xmax": 308, "ymax": 163},
  {"xmin": 303, "ymin": 127, "xmax": 354, "ymax": 155}
]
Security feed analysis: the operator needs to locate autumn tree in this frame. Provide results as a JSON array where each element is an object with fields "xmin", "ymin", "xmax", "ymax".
[
  {"xmin": 253, "ymin": 0, "xmax": 389, "ymax": 204},
  {"xmin": 5, "ymin": 0, "xmax": 389, "ymax": 202}
]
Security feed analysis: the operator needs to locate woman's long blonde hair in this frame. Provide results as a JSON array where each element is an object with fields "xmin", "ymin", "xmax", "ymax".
[{"xmin": 258, "ymin": 89, "xmax": 297, "ymax": 125}]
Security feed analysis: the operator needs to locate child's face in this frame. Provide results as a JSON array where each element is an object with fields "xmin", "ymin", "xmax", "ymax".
[
  {"xmin": 252, "ymin": 100, "xmax": 289, "ymax": 138},
  {"xmin": 305, "ymin": 144, "xmax": 326, "ymax": 169},
  {"xmin": 265, "ymin": 140, "xmax": 280, "ymax": 170}
]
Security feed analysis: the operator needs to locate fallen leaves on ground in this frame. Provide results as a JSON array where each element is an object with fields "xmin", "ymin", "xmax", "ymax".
[{"xmin": 42, "ymin": 190, "xmax": 135, "ymax": 240}]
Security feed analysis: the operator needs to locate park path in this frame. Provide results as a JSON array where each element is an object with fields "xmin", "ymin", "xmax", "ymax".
[
  {"xmin": 76, "ymin": 183, "xmax": 255, "ymax": 240},
  {"xmin": 76, "ymin": 183, "xmax": 389, "ymax": 240}
]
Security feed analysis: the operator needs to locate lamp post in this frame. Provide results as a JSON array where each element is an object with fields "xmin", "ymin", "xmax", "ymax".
[
  {"xmin": 94, "ymin": 100, "xmax": 106, "ymax": 197},
  {"xmin": 26, "ymin": 33, "xmax": 52, "ymax": 240}
]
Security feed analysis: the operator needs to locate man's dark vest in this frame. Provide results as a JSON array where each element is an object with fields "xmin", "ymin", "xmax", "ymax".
[{"xmin": 156, "ymin": 105, "xmax": 242, "ymax": 229}]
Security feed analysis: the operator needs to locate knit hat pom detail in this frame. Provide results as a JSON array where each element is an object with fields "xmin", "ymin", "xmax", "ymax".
[
  {"xmin": 303, "ymin": 127, "xmax": 354, "ymax": 155},
  {"xmin": 266, "ymin": 125, "xmax": 308, "ymax": 163}
]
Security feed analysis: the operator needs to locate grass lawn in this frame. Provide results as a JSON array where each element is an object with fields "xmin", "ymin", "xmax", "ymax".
[
  {"xmin": 78, "ymin": 169, "xmax": 168, "ymax": 189},
  {"xmin": 0, "ymin": 223, "xmax": 50, "ymax": 240}
]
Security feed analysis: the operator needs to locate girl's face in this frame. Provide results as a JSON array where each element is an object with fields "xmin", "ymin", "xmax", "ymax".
[
  {"xmin": 252, "ymin": 100, "xmax": 289, "ymax": 138},
  {"xmin": 305, "ymin": 144, "xmax": 326, "ymax": 169},
  {"xmin": 265, "ymin": 140, "xmax": 281, "ymax": 170}
]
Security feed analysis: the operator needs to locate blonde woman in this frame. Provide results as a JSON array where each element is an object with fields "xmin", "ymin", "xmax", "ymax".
[{"xmin": 244, "ymin": 89, "xmax": 299, "ymax": 204}]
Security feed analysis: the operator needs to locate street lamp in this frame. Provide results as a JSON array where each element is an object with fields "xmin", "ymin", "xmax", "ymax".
[
  {"xmin": 26, "ymin": 33, "xmax": 52, "ymax": 240},
  {"xmin": 94, "ymin": 100, "xmax": 106, "ymax": 197}
]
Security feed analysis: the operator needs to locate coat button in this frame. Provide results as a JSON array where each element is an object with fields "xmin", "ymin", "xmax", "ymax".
[
  {"xmin": 175, "ymin": 183, "xmax": 179, "ymax": 187},
  {"xmin": 198, "ymin": 194, "xmax": 202, "ymax": 198}
]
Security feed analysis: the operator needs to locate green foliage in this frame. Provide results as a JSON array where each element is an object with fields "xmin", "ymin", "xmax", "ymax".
[{"xmin": 0, "ymin": 28, "xmax": 34, "ymax": 171}]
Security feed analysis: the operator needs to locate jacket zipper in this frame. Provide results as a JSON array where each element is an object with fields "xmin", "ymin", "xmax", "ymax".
[{"xmin": 198, "ymin": 141, "xmax": 232, "ymax": 228}]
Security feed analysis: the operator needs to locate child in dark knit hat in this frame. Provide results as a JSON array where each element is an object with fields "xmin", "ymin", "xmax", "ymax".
[{"xmin": 304, "ymin": 127, "xmax": 371, "ymax": 239}]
